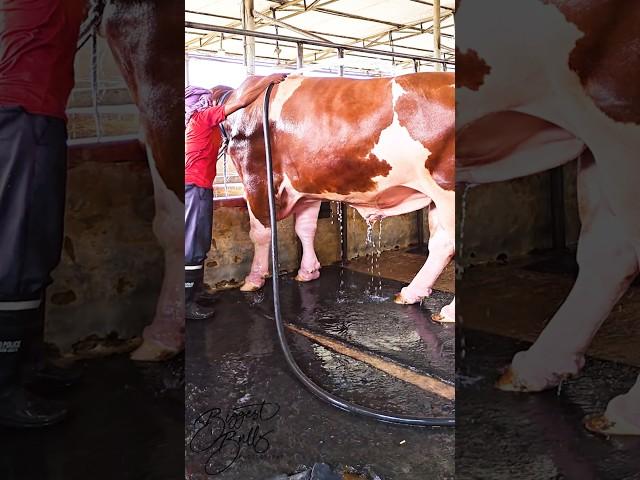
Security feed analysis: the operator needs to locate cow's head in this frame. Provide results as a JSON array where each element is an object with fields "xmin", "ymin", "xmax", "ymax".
[{"xmin": 210, "ymin": 85, "xmax": 234, "ymax": 106}]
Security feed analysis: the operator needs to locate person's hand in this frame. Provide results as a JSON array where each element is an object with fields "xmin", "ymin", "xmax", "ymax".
[{"xmin": 267, "ymin": 72, "xmax": 289, "ymax": 84}]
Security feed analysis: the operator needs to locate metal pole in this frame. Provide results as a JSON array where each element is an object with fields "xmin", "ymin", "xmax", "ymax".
[
  {"xmin": 337, "ymin": 47, "xmax": 348, "ymax": 262},
  {"xmin": 412, "ymin": 57, "xmax": 426, "ymax": 251},
  {"xmin": 297, "ymin": 42, "xmax": 304, "ymax": 69},
  {"xmin": 185, "ymin": 54, "xmax": 189, "ymax": 86},
  {"xmin": 433, "ymin": 0, "xmax": 442, "ymax": 71},
  {"xmin": 242, "ymin": 0, "xmax": 256, "ymax": 75}
]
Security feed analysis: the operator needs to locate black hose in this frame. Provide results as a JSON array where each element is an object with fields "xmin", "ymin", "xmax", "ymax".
[{"xmin": 262, "ymin": 82, "xmax": 455, "ymax": 427}]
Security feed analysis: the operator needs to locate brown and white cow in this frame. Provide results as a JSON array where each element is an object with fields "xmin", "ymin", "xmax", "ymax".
[
  {"xmin": 456, "ymin": 0, "xmax": 640, "ymax": 435},
  {"xmin": 90, "ymin": 1, "xmax": 185, "ymax": 360},
  {"xmin": 213, "ymin": 72, "xmax": 455, "ymax": 322}
]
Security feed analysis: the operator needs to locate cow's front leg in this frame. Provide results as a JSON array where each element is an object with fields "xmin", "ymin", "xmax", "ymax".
[
  {"xmin": 293, "ymin": 200, "xmax": 321, "ymax": 282},
  {"xmin": 584, "ymin": 374, "xmax": 640, "ymax": 436},
  {"xmin": 498, "ymin": 154, "xmax": 639, "ymax": 391},
  {"xmin": 395, "ymin": 199, "xmax": 455, "ymax": 321},
  {"xmin": 240, "ymin": 207, "xmax": 272, "ymax": 292}
]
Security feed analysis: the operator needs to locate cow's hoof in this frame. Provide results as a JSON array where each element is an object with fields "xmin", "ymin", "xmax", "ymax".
[
  {"xmin": 432, "ymin": 312, "xmax": 455, "ymax": 323},
  {"xmin": 240, "ymin": 280, "xmax": 263, "ymax": 292},
  {"xmin": 130, "ymin": 339, "xmax": 181, "ymax": 362},
  {"xmin": 496, "ymin": 365, "xmax": 570, "ymax": 392},
  {"xmin": 393, "ymin": 293, "xmax": 410, "ymax": 304},
  {"xmin": 394, "ymin": 292, "xmax": 420, "ymax": 305},
  {"xmin": 295, "ymin": 270, "xmax": 320, "ymax": 282},
  {"xmin": 495, "ymin": 367, "xmax": 534, "ymax": 392},
  {"xmin": 584, "ymin": 413, "xmax": 640, "ymax": 436}
]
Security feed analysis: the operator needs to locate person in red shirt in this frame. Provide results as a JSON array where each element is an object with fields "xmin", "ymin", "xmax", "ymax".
[
  {"xmin": 0, "ymin": 0, "xmax": 85, "ymax": 428},
  {"xmin": 184, "ymin": 73, "xmax": 288, "ymax": 320}
]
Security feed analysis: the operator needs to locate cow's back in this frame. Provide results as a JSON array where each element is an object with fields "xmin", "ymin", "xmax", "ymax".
[{"xmin": 226, "ymin": 73, "xmax": 454, "ymax": 223}]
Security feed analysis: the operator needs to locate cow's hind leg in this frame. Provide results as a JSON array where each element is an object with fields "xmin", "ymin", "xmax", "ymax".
[
  {"xmin": 293, "ymin": 200, "xmax": 321, "ymax": 282},
  {"xmin": 240, "ymin": 207, "xmax": 272, "ymax": 292},
  {"xmin": 131, "ymin": 148, "xmax": 185, "ymax": 361},
  {"xmin": 497, "ymin": 153, "xmax": 639, "ymax": 392},
  {"xmin": 584, "ymin": 374, "xmax": 640, "ymax": 436},
  {"xmin": 395, "ymin": 191, "xmax": 455, "ymax": 323}
]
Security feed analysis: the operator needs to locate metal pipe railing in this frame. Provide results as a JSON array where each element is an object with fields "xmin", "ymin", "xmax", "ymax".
[{"xmin": 185, "ymin": 23, "xmax": 455, "ymax": 66}]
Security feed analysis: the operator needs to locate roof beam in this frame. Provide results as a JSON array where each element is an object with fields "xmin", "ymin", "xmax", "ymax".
[
  {"xmin": 299, "ymin": 16, "xmax": 434, "ymax": 64},
  {"xmin": 185, "ymin": 23, "xmax": 454, "ymax": 64},
  {"xmin": 252, "ymin": 9, "xmax": 331, "ymax": 42},
  {"xmin": 186, "ymin": 0, "xmax": 339, "ymax": 49},
  {"xmin": 407, "ymin": 0, "xmax": 455, "ymax": 12}
]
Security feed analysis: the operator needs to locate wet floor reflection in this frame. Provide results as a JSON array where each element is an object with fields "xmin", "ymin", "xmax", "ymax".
[
  {"xmin": 186, "ymin": 265, "xmax": 455, "ymax": 479},
  {"xmin": 0, "ymin": 355, "xmax": 184, "ymax": 480},
  {"xmin": 456, "ymin": 329, "xmax": 640, "ymax": 479}
]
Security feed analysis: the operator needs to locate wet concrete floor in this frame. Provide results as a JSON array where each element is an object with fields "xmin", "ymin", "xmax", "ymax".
[
  {"xmin": 457, "ymin": 329, "xmax": 640, "ymax": 480},
  {"xmin": 346, "ymin": 249, "xmax": 454, "ymax": 294},
  {"xmin": 0, "ymin": 354, "xmax": 184, "ymax": 480},
  {"xmin": 458, "ymin": 250, "xmax": 640, "ymax": 479},
  {"xmin": 186, "ymin": 265, "xmax": 455, "ymax": 479},
  {"xmin": 460, "ymin": 250, "xmax": 640, "ymax": 367}
]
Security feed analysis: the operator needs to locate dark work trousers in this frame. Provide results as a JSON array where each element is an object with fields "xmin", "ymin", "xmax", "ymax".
[
  {"xmin": 184, "ymin": 184, "xmax": 213, "ymax": 301},
  {"xmin": 0, "ymin": 107, "xmax": 67, "ymax": 311}
]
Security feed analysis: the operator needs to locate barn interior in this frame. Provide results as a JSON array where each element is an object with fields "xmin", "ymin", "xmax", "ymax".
[{"xmin": 185, "ymin": 1, "xmax": 456, "ymax": 479}]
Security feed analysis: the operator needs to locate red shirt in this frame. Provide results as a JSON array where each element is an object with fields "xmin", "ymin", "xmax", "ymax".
[
  {"xmin": 185, "ymin": 106, "xmax": 227, "ymax": 189},
  {"xmin": 0, "ymin": 0, "xmax": 85, "ymax": 120}
]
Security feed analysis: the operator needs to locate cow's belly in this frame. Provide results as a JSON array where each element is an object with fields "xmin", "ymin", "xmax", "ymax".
[
  {"xmin": 277, "ymin": 179, "xmax": 431, "ymax": 222},
  {"xmin": 457, "ymin": 111, "xmax": 585, "ymax": 184},
  {"xmin": 329, "ymin": 185, "xmax": 431, "ymax": 220}
]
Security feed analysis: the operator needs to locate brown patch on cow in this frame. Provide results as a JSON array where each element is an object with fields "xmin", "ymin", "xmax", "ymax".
[
  {"xmin": 456, "ymin": 111, "xmax": 562, "ymax": 168},
  {"xmin": 103, "ymin": 1, "xmax": 185, "ymax": 199},
  {"xmin": 455, "ymin": 48, "xmax": 491, "ymax": 91},
  {"xmin": 228, "ymin": 76, "xmax": 395, "ymax": 226},
  {"xmin": 395, "ymin": 73, "xmax": 455, "ymax": 190},
  {"xmin": 276, "ymin": 77, "xmax": 394, "ymax": 194},
  {"xmin": 542, "ymin": 0, "xmax": 640, "ymax": 124}
]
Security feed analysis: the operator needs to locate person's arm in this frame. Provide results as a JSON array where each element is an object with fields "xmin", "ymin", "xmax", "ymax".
[{"xmin": 223, "ymin": 73, "xmax": 289, "ymax": 116}]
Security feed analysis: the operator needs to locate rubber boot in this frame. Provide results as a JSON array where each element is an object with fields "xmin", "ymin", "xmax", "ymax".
[
  {"xmin": 185, "ymin": 267, "xmax": 215, "ymax": 320},
  {"xmin": 23, "ymin": 297, "xmax": 82, "ymax": 391},
  {"xmin": 0, "ymin": 306, "xmax": 68, "ymax": 428}
]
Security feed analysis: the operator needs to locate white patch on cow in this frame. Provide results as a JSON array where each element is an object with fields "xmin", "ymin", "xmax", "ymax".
[
  {"xmin": 369, "ymin": 80, "xmax": 432, "ymax": 189},
  {"xmin": 145, "ymin": 145, "xmax": 183, "ymax": 235},
  {"xmin": 457, "ymin": 0, "xmax": 640, "ymax": 241},
  {"xmin": 456, "ymin": 0, "xmax": 640, "ymax": 417},
  {"xmin": 269, "ymin": 75, "xmax": 305, "ymax": 122}
]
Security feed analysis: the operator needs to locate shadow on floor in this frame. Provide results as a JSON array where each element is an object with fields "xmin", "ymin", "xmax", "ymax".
[
  {"xmin": 0, "ymin": 354, "xmax": 184, "ymax": 480},
  {"xmin": 456, "ymin": 329, "xmax": 640, "ymax": 480}
]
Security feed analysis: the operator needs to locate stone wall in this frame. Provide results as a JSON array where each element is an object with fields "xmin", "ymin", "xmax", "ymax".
[
  {"xmin": 458, "ymin": 162, "xmax": 581, "ymax": 267},
  {"xmin": 46, "ymin": 144, "xmax": 162, "ymax": 351},
  {"xmin": 206, "ymin": 202, "xmax": 424, "ymax": 288}
]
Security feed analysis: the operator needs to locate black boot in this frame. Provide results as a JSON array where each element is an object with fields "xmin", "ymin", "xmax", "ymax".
[
  {"xmin": 195, "ymin": 287, "xmax": 219, "ymax": 307},
  {"xmin": 0, "ymin": 305, "xmax": 68, "ymax": 428},
  {"xmin": 185, "ymin": 266, "xmax": 215, "ymax": 320},
  {"xmin": 23, "ymin": 298, "xmax": 82, "ymax": 391}
]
